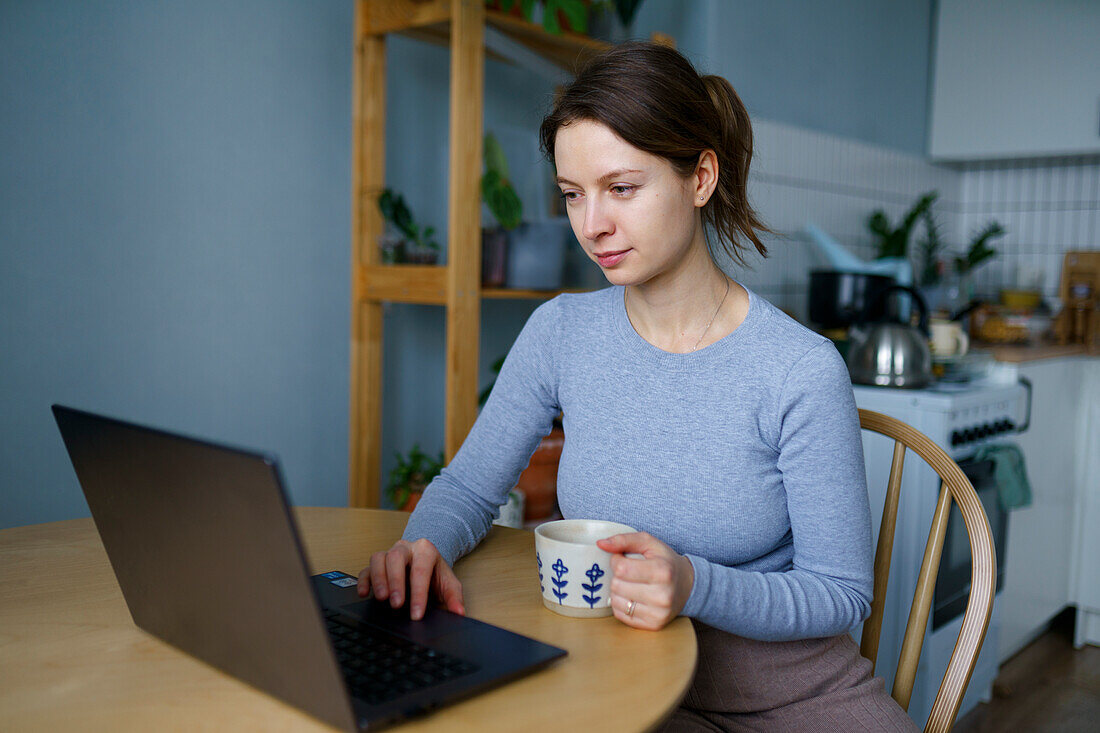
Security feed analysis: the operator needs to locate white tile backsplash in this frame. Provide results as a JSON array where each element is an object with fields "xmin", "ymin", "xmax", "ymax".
[
  {"xmin": 739, "ymin": 117, "xmax": 1099, "ymax": 315},
  {"xmin": 958, "ymin": 158, "xmax": 1100, "ymax": 301}
]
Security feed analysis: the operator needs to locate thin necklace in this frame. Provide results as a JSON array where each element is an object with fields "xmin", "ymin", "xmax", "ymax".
[{"xmin": 691, "ymin": 278, "xmax": 730, "ymax": 352}]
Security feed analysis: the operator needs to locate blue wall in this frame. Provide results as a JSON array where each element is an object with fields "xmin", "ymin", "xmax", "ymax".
[
  {"xmin": 0, "ymin": 1, "xmax": 354, "ymax": 527},
  {"xmin": 1, "ymin": 0, "xmax": 933, "ymax": 529}
]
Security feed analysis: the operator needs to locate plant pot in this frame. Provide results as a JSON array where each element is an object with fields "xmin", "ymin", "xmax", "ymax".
[
  {"xmin": 399, "ymin": 491, "xmax": 422, "ymax": 512},
  {"xmin": 516, "ymin": 421, "xmax": 564, "ymax": 522},
  {"xmin": 482, "ymin": 228, "xmax": 509, "ymax": 287},
  {"xmin": 403, "ymin": 246, "xmax": 439, "ymax": 265},
  {"xmin": 379, "ymin": 236, "xmax": 439, "ymax": 265},
  {"xmin": 507, "ymin": 221, "xmax": 567, "ymax": 290}
]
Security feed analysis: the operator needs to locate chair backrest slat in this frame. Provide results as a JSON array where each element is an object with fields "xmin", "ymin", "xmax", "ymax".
[
  {"xmin": 860, "ymin": 438, "xmax": 907, "ymax": 671},
  {"xmin": 857, "ymin": 409, "xmax": 997, "ymax": 733},
  {"xmin": 893, "ymin": 481, "xmax": 952, "ymax": 709}
]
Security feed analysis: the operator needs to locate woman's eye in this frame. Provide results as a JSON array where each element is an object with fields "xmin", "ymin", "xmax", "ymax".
[
  {"xmin": 559, "ymin": 191, "xmax": 580, "ymax": 202},
  {"xmin": 610, "ymin": 185, "xmax": 635, "ymax": 195}
]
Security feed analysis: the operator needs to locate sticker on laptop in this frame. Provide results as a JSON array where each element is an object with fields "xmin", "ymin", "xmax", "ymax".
[{"xmin": 321, "ymin": 571, "xmax": 357, "ymax": 587}]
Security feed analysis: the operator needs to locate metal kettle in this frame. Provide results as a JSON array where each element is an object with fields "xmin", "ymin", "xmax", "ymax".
[{"xmin": 846, "ymin": 285, "xmax": 933, "ymax": 388}]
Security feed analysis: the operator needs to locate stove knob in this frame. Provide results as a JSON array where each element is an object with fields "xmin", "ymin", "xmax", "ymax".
[
  {"xmin": 978, "ymin": 425, "xmax": 991, "ymax": 439},
  {"xmin": 951, "ymin": 430, "xmax": 962, "ymax": 447}
]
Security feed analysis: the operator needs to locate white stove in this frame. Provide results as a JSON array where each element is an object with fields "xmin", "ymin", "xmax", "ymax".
[{"xmin": 852, "ymin": 379, "xmax": 1030, "ymax": 727}]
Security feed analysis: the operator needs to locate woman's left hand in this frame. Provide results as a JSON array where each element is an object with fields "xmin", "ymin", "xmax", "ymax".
[{"xmin": 596, "ymin": 532, "xmax": 695, "ymax": 630}]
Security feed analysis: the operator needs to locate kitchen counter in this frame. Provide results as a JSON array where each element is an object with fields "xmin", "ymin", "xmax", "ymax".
[{"xmin": 976, "ymin": 343, "xmax": 1094, "ymax": 363}]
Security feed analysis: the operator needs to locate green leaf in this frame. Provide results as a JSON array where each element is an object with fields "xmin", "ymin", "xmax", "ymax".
[
  {"xmin": 866, "ymin": 190, "xmax": 938, "ymax": 259},
  {"xmin": 542, "ymin": 6, "xmax": 562, "ymax": 35},
  {"xmin": 917, "ymin": 209, "xmax": 945, "ymax": 286},
  {"xmin": 520, "ymin": 0, "xmax": 537, "ymax": 21},
  {"xmin": 486, "ymin": 184, "xmax": 522, "ymax": 230},
  {"xmin": 556, "ymin": 0, "xmax": 588, "ymax": 33},
  {"xmin": 481, "ymin": 169, "xmax": 502, "ymax": 198},
  {"xmin": 484, "ymin": 133, "xmax": 509, "ymax": 178},
  {"xmin": 385, "ymin": 442, "xmax": 445, "ymax": 507}
]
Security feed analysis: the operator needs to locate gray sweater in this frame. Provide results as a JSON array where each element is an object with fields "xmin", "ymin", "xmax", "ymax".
[{"xmin": 403, "ymin": 285, "xmax": 873, "ymax": 641}]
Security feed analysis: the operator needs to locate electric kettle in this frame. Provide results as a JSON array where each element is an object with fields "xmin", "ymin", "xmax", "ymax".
[{"xmin": 846, "ymin": 285, "xmax": 933, "ymax": 388}]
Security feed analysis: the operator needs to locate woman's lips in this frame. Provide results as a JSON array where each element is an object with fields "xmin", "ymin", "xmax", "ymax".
[{"xmin": 594, "ymin": 249, "xmax": 630, "ymax": 267}]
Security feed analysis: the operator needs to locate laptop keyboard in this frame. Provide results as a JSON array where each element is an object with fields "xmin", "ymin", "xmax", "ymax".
[{"xmin": 323, "ymin": 609, "xmax": 479, "ymax": 706}]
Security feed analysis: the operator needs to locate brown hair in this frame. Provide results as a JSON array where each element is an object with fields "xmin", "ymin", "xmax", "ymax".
[{"xmin": 539, "ymin": 42, "xmax": 770, "ymax": 267}]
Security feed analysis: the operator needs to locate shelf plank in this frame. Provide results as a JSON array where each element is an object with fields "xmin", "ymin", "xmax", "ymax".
[
  {"xmin": 357, "ymin": 264, "xmax": 447, "ymax": 304},
  {"xmin": 484, "ymin": 10, "xmax": 610, "ymax": 73},
  {"xmin": 361, "ymin": 0, "xmax": 451, "ymax": 36},
  {"xmin": 383, "ymin": 9, "xmax": 611, "ymax": 74}
]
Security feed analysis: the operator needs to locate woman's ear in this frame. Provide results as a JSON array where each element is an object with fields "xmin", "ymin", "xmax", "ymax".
[{"xmin": 693, "ymin": 150, "xmax": 719, "ymax": 207}]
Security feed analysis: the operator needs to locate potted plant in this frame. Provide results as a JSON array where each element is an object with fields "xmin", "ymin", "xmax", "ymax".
[
  {"xmin": 867, "ymin": 191, "xmax": 938, "ymax": 260},
  {"xmin": 378, "ymin": 188, "xmax": 440, "ymax": 264},
  {"xmin": 481, "ymin": 132, "xmax": 523, "ymax": 287},
  {"xmin": 480, "ymin": 356, "xmax": 564, "ymax": 522},
  {"xmin": 944, "ymin": 221, "xmax": 1006, "ymax": 315},
  {"xmin": 384, "ymin": 444, "xmax": 444, "ymax": 511}
]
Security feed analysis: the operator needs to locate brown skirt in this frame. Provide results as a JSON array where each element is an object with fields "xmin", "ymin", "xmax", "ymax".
[{"xmin": 657, "ymin": 621, "xmax": 919, "ymax": 732}]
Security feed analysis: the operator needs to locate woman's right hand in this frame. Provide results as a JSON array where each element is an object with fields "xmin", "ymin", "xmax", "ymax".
[{"xmin": 357, "ymin": 538, "xmax": 465, "ymax": 621}]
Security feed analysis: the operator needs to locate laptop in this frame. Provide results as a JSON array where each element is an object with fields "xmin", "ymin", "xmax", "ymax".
[{"xmin": 52, "ymin": 404, "xmax": 566, "ymax": 731}]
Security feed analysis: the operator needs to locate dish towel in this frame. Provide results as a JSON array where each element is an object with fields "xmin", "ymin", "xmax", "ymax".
[{"xmin": 973, "ymin": 444, "xmax": 1033, "ymax": 511}]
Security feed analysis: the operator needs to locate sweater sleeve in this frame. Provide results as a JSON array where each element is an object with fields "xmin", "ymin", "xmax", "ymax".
[
  {"xmin": 400, "ymin": 300, "xmax": 562, "ymax": 566},
  {"xmin": 680, "ymin": 342, "xmax": 874, "ymax": 640}
]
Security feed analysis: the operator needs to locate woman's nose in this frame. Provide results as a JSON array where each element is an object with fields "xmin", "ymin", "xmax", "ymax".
[{"xmin": 581, "ymin": 199, "xmax": 613, "ymax": 241}]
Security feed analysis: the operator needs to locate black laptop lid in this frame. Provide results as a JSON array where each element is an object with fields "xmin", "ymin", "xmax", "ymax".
[{"xmin": 52, "ymin": 405, "xmax": 357, "ymax": 732}]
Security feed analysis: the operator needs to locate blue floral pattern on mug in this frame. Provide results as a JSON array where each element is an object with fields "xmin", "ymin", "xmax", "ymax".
[
  {"xmin": 536, "ymin": 551, "xmax": 544, "ymax": 593},
  {"xmin": 551, "ymin": 558, "xmax": 569, "ymax": 603},
  {"xmin": 582, "ymin": 563, "xmax": 605, "ymax": 608}
]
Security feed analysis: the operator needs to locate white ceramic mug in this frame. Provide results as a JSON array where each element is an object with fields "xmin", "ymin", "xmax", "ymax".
[
  {"xmin": 533, "ymin": 519, "xmax": 637, "ymax": 618},
  {"xmin": 930, "ymin": 319, "xmax": 969, "ymax": 357}
]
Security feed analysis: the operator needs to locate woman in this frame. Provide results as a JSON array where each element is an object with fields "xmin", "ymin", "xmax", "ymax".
[{"xmin": 358, "ymin": 42, "xmax": 917, "ymax": 731}]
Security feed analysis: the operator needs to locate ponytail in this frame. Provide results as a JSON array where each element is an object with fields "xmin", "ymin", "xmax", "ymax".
[
  {"xmin": 699, "ymin": 74, "xmax": 770, "ymax": 265},
  {"xmin": 540, "ymin": 42, "xmax": 771, "ymax": 268}
]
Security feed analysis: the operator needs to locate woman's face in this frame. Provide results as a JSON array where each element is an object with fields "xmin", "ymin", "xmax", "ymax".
[{"xmin": 554, "ymin": 120, "xmax": 705, "ymax": 288}]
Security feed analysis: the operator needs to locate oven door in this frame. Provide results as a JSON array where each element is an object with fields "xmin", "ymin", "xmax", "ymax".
[{"xmin": 932, "ymin": 456, "xmax": 1009, "ymax": 630}]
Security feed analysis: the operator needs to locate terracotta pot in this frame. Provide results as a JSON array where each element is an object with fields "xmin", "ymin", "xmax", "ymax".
[
  {"xmin": 399, "ymin": 491, "xmax": 422, "ymax": 513},
  {"xmin": 517, "ymin": 422, "xmax": 564, "ymax": 522}
]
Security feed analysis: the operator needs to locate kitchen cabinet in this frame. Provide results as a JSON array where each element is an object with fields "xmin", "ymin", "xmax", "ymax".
[
  {"xmin": 929, "ymin": 0, "xmax": 1100, "ymax": 160},
  {"xmin": 1071, "ymin": 361, "xmax": 1100, "ymax": 647},
  {"xmin": 998, "ymin": 358, "xmax": 1083, "ymax": 660}
]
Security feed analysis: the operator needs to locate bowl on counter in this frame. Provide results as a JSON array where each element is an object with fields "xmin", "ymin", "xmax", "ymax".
[
  {"xmin": 970, "ymin": 304, "xmax": 1052, "ymax": 345},
  {"xmin": 999, "ymin": 289, "xmax": 1042, "ymax": 309}
]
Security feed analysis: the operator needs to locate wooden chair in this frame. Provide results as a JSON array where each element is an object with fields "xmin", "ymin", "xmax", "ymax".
[{"xmin": 857, "ymin": 409, "xmax": 997, "ymax": 732}]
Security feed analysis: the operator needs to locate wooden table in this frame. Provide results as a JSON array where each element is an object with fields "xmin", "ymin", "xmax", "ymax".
[{"xmin": 0, "ymin": 508, "xmax": 696, "ymax": 731}]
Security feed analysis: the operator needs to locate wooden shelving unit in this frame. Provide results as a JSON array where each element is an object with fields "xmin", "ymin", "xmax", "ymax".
[{"xmin": 349, "ymin": 0, "xmax": 615, "ymax": 507}]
